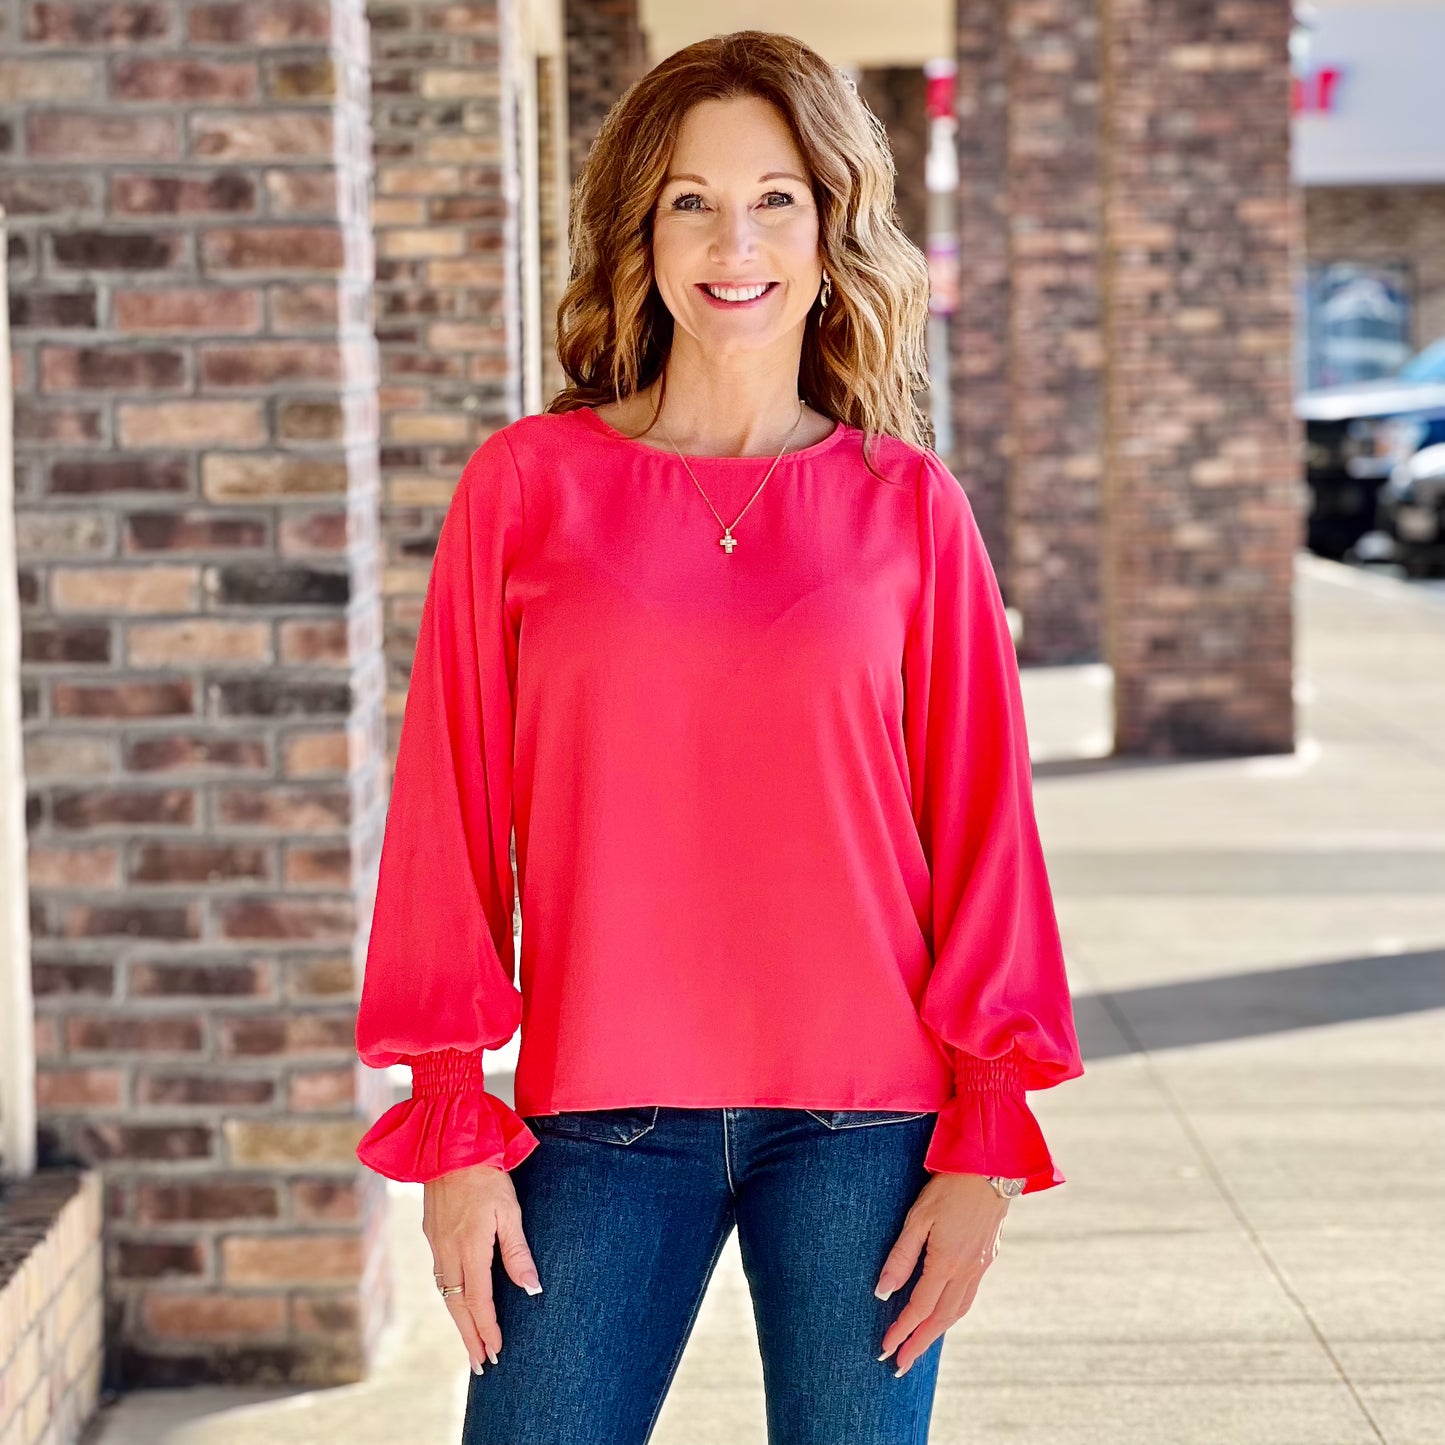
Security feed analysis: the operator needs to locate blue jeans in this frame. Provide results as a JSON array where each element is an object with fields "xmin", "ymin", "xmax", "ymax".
[{"xmin": 462, "ymin": 1104, "xmax": 944, "ymax": 1445}]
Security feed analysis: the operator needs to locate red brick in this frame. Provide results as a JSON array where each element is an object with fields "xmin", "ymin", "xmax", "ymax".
[
  {"xmin": 129, "ymin": 959, "xmax": 274, "ymax": 997},
  {"xmin": 217, "ymin": 898, "xmax": 355, "ymax": 942},
  {"xmin": 114, "ymin": 1239, "xmax": 207, "ymax": 1279},
  {"xmin": 51, "ymin": 229, "xmax": 187, "ymax": 271},
  {"xmin": 201, "ymin": 227, "xmax": 344, "ymax": 272},
  {"xmin": 291, "ymin": 1292, "xmax": 360, "ymax": 1334},
  {"xmin": 201, "ymin": 454, "xmax": 348, "ymax": 500},
  {"xmin": 78, "ymin": 1122, "xmax": 213, "ymax": 1162},
  {"xmin": 56, "ymin": 901, "xmax": 199, "ymax": 939},
  {"xmin": 128, "ymin": 843, "xmax": 270, "ymax": 886},
  {"xmin": 111, "ymin": 171, "xmax": 257, "ymax": 216},
  {"xmin": 187, "ymin": 1, "xmax": 331, "ymax": 44},
  {"xmin": 40, "ymin": 344, "xmax": 186, "ymax": 393},
  {"xmin": 52, "ymin": 679, "xmax": 195, "ymax": 718},
  {"xmin": 281, "ymin": 731, "xmax": 348, "ymax": 777},
  {"xmin": 282, "ymin": 843, "xmax": 350, "ymax": 886},
  {"xmin": 67, "ymin": 1014, "xmax": 204, "ymax": 1053},
  {"xmin": 136, "ymin": 1072, "xmax": 275, "ymax": 1106},
  {"xmin": 124, "ymin": 512, "xmax": 268, "ymax": 554},
  {"xmin": 117, "ymin": 400, "xmax": 265, "ymax": 447},
  {"xmin": 276, "ymin": 398, "xmax": 343, "ymax": 442},
  {"xmin": 135, "ymin": 1180, "xmax": 279, "ymax": 1223},
  {"xmin": 264, "ymin": 170, "xmax": 337, "ymax": 216},
  {"xmin": 221, "ymin": 1233, "xmax": 361, "ymax": 1286},
  {"xmin": 288, "ymin": 1067, "xmax": 355, "ymax": 1112},
  {"xmin": 127, "ymin": 619, "xmax": 270, "ymax": 666},
  {"xmin": 28, "ymin": 843, "xmax": 121, "ymax": 888},
  {"xmin": 114, "ymin": 287, "xmax": 262, "ymax": 333},
  {"xmin": 112, "ymin": 56, "xmax": 258, "ymax": 101},
  {"xmin": 48, "ymin": 455, "xmax": 191, "ymax": 495},
  {"xmin": 125, "ymin": 733, "xmax": 268, "ymax": 773},
  {"xmin": 264, "ymin": 56, "xmax": 336, "ymax": 100},
  {"xmin": 24, "ymin": 2, "xmax": 175, "ymax": 44},
  {"xmin": 27, "ymin": 111, "xmax": 179, "ymax": 161},
  {"xmin": 217, "ymin": 1012, "xmax": 354, "ymax": 1057},
  {"xmin": 199, "ymin": 341, "xmax": 345, "ymax": 387},
  {"xmin": 13, "ymin": 401, "xmax": 104, "ymax": 444},
  {"xmin": 21, "ymin": 621, "xmax": 111, "ymax": 664},
  {"xmin": 35, "ymin": 1067, "xmax": 123, "ymax": 1109},
  {"xmin": 214, "ymin": 788, "xmax": 349, "ymax": 830},
  {"xmin": 51, "ymin": 788, "xmax": 195, "ymax": 829},
  {"xmin": 189, "ymin": 112, "xmax": 332, "ymax": 162},
  {"xmin": 52, "ymin": 565, "xmax": 197, "ymax": 614},
  {"xmin": 289, "ymin": 1178, "xmax": 360, "ymax": 1222},
  {"xmin": 279, "ymin": 510, "xmax": 348, "ymax": 554},
  {"xmin": 268, "ymin": 282, "xmax": 339, "ymax": 330},
  {"xmin": 142, "ymin": 1292, "xmax": 286, "ymax": 1339}
]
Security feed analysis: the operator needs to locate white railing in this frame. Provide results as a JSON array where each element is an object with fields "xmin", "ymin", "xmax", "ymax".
[{"xmin": 0, "ymin": 203, "xmax": 37, "ymax": 1177}]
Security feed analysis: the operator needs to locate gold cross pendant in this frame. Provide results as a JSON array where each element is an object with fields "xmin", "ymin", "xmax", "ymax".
[{"xmin": 719, "ymin": 531, "xmax": 738, "ymax": 554}]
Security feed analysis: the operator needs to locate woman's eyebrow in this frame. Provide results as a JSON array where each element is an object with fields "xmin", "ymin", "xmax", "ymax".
[{"xmin": 663, "ymin": 171, "xmax": 808, "ymax": 185}]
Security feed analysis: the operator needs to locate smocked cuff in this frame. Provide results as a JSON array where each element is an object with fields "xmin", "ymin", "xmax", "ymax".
[
  {"xmin": 923, "ymin": 1049, "xmax": 1063, "ymax": 1193},
  {"xmin": 356, "ymin": 1047, "xmax": 539, "ymax": 1183}
]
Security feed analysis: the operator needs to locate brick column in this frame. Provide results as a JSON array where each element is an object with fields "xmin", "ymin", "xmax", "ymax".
[
  {"xmin": 1006, "ymin": 0, "xmax": 1105, "ymax": 664},
  {"xmin": 1099, "ymin": 0, "xmax": 1301, "ymax": 753},
  {"xmin": 856, "ymin": 67, "xmax": 928, "ymax": 255},
  {"xmin": 368, "ymin": 0, "xmax": 525, "ymax": 758},
  {"xmin": 951, "ymin": 0, "xmax": 1011, "ymax": 571},
  {"xmin": 564, "ymin": 0, "xmax": 647, "ymax": 189},
  {"xmin": 1, "ymin": 0, "xmax": 388, "ymax": 1385}
]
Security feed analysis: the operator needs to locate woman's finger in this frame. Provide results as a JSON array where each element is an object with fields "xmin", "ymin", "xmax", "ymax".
[
  {"xmin": 461, "ymin": 1233, "xmax": 503, "ymax": 1362},
  {"xmin": 890, "ymin": 1275, "xmax": 970, "ymax": 1377},
  {"xmin": 434, "ymin": 1243, "xmax": 489, "ymax": 1375}
]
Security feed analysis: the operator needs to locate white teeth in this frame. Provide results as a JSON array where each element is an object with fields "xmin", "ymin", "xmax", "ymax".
[{"xmin": 705, "ymin": 283, "xmax": 770, "ymax": 302}]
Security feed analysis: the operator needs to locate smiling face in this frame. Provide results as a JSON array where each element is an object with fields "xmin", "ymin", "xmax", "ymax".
[{"xmin": 651, "ymin": 93, "xmax": 824, "ymax": 361}]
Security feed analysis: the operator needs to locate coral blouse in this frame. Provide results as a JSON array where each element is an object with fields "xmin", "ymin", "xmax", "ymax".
[{"xmin": 354, "ymin": 406, "xmax": 1084, "ymax": 1192}]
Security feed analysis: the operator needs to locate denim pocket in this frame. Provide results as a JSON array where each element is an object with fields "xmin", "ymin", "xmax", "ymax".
[
  {"xmin": 526, "ymin": 1105, "xmax": 661, "ymax": 1145},
  {"xmin": 804, "ymin": 1108, "xmax": 932, "ymax": 1130}
]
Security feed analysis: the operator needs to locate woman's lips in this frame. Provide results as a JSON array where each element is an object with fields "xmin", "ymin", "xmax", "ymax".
[{"xmin": 696, "ymin": 281, "xmax": 779, "ymax": 309}]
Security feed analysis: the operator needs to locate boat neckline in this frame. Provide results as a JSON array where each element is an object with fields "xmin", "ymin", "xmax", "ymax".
[{"xmin": 573, "ymin": 404, "xmax": 851, "ymax": 463}]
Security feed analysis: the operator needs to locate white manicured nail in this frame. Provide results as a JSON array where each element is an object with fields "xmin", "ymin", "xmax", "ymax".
[
  {"xmin": 874, "ymin": 1285, "xmax": 893, "ymax": 1300},
  {"xmin": 487, "ymin": 1348, "xmax": 498, "ymax": 1364},
  {"xmin": 472, "ymin": 1359, "xmax": 485, "ymax": 1375},
  {"xmin": 524, "ymin": 1281, "xmax": 543, "ymax": 1296}
]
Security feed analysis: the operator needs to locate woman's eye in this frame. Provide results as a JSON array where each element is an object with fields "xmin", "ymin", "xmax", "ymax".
[{"xmin": 666, "ymin": 191, "xmax": 797, "ymax": 211}]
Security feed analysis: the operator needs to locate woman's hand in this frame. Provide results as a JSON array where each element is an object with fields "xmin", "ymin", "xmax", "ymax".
[
  {"xmin": 874, "ymin": 1172, "xmax": 1009, "ymax": 1376},
  {"xmin": 424, "ymin": 1161, "xmax": 543, "ymax": 1373}
]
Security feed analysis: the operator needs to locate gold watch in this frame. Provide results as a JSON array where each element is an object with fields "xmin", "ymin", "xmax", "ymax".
[{"xmin": 986, "ymin": 1176, "xmax": 1026, "ymax": 1200}]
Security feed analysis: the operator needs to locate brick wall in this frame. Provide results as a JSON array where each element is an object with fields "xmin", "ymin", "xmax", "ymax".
[
  {"xmin": 0, "ymin": 1170, "xmax": 103, "ymax": 1445},
  {"xmin": 1306, "ymin": 185, "xmax": 1445, "ymax": 354},
  {"xmin": 564, "ymin": 0, "xmax": 646, "ymax": 190},
  {"xmin": 1098, "ymin": 0, "xmax": 1301, "ymax": 753},
  {"xmin": 0, "ymin": 0, "xmax": 390, "ymax": 1386},
  {"xmin": 855, "ymin": 67, "xmax": 928, "ymax": 256},
  {"xmin": 1006, "ymin": 0, "xmax": 1103, "ymax": 665},
  {"xmin": 951, "ymin": 0, "xmax": 1011, "ymax": 574},
  {"xmin": 367, "ymin": 0, "xmax": 525, "ymax": 759}
]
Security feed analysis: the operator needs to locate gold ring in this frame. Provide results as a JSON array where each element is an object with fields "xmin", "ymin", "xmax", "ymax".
[{"xmin": 438, "ymin": 1283, "xmax": 464, "ymax": 1298}]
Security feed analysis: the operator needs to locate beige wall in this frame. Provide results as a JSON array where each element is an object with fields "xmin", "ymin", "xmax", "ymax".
[{"xmin": 640, "ymin": 0, "xmax": 952, "ymax": 67}]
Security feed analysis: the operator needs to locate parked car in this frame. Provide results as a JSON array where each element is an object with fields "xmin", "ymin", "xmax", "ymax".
[
  {"xmin": 1357, "ymin": 442, "xmax": 1445, "ymax": 578},
  {"xmin": 1296, "ymin": 338, "xmax": 1445, "ymax": 559}
]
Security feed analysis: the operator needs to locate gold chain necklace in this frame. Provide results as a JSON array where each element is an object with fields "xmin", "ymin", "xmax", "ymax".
[{"xmin": 658, "ymin": 398, "xmax": 805, "ymax": 555}]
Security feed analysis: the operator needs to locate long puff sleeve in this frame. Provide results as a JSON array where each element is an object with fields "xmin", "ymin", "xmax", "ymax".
[
  {"xmin": 354, "ymin": 428, "xmax": 540, "ymax": 1183},
  {"xmin": 902, "ymin": 448, "xmax": 1084, "ymax": 1193}
]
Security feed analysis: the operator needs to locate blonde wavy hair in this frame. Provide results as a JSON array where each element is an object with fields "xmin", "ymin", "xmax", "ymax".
[{"xmin": 546, "ymin": 29, "xmax": 934, "ymax": 463}]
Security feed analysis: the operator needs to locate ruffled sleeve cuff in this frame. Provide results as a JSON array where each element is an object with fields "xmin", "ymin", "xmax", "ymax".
[
  {"xmin": 922, "ymin": 1047, "xmax": 1065, "ymax": 1194},
  {"xmin": 356, "ymin": 1048, "xmax": 540, "ymax": 1184}
]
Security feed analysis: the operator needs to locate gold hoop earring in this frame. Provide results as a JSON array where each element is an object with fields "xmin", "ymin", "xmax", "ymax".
[{"xmin": 819, "ymin": 271, "xmax": 832, "ymax": 309}]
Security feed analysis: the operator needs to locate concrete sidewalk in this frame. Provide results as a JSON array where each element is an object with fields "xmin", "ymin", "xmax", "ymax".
[{"xmin": 88, "ymin": 553, "xmax": 1445, "ymax": 1445}]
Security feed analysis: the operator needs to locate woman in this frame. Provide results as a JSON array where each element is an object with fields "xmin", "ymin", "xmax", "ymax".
[{"xmin": 355, "ymin": 29, "xmax": 1084, "ymax": 1445}]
